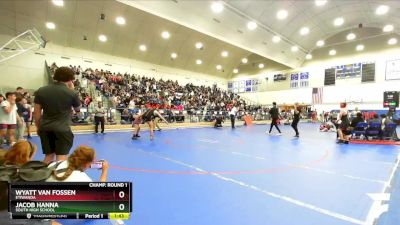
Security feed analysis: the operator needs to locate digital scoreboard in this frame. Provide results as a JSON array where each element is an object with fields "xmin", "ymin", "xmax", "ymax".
[
  {"xmin": 8, "ymin": 182, "xmax": 132, "ymax": 220},
  {"xmin": 383, "ymin": 91, "xmax": 399, "ymax": 108}
]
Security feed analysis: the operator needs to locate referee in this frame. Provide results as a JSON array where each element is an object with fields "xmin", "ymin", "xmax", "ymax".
[
  {"xmin": 229, "ymin": 105, "xmax": 238, "ymax": 129},
  {"xmin": 268, "ymin": 102, "xmax": 282, "ymax": 135},
  {"xmin": 94, "ymin": 102, "xmax": 106, "ymax": 134}
]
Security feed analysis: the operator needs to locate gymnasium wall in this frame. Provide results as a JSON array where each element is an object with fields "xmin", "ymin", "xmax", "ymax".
[
  {"xmin": 233, "ymin": 46, "xmax": 400, "ymax": 111},
  {"xmin": 0, "ymin": 33, "xmax": 48, "ymax": 92},
  {"xmin": 0, "ymin": 34, "xmax": 228, "ymax": 93}
]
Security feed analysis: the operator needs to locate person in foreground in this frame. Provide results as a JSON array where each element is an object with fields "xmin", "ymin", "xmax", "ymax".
[
  {"xmin": 34, "ymin": 67, "xmax": 81, "ymax": 164},
  {"xmin": 46, "ymin": 146, "xmax": 109, "ymax": 182},
  {"xmin": 0, "ymin": 140, "xmax": 61, "ymax": 225}
]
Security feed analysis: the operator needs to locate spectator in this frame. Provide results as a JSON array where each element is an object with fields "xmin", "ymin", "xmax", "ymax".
[
  {"xmin": 22, "ymin": 97, "xmax": 33, "ymax": 138},
  {"xmin": 16, "ymin": 96, "xmax": 28, "ymax": 141},
  {"xmin": 0, "ymin": 141, "xmax": 62, "ymax": 225},
  {"xmin": 46, "ymin": 146, "xmax": 109, "ymax": 182},
  {"xmin": 380, "ymin": 114, "xmax": 393, "ymax": 130},
  {"xmin": 349, "ymin": 112, "xmax": 366, "ymax": 139},
  {"xmin": 0, "ymin": 140, "xmax": 36, "ymax": 166},
  {"xmin": 368, "ymin": 114, "xmax": 380, "ymax": 124},
  {"xmin": 23, "ymin": 92, "xmax": 32, "ymax": 104},
  {"xmin": 128, "ymin": 97, "xmax": 135, "ymax": 110},
  {"xmin": 350, "ymin": 112, "xmax": 365, "ymax": 128},
  {"xmin": 34, "ymin": 67, "xmax": 81, "ymax": 164},
  {"xmin": 337, "ymin": 103, "xmax": 351, "ymax": 144},
  {"xmin": 0, "ymin": 92, "xmax": 21, "ymax": 146},
  {"xmin": 94, "ymin": 102, "xmax": 106, "ymax": 134},
  {"xmin": 16, "ymin": 87, "xmax": 24, "ymax": 97}
]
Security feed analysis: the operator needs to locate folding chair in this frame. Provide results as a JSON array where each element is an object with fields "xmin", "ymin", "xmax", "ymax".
[
  {"xmin": 365, "ymin": 122, "xmax": 382, "ymax": 140},
  {"xmin": 352, "ymin": 122, "xmax": 368, "ymax": 139},
  {"xmin": 382, "ymin": 123, "xmax": 397, "ymax": 140}
]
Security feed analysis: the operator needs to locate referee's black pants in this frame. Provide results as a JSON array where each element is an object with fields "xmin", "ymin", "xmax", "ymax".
[
  {"xmin": 230, "ymin": 115, "xmax": 235, "ymax": 128},
  {"xmin": 95, "ymin": 116, "xmax": 105, "ymax": 133}
]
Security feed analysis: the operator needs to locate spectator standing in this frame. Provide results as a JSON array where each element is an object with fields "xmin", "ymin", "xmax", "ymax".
[
  {"xmin": 16, "ymin": 96, "xmax": 28, "ymax": 141},
  {"xmin": 337, "ymin": 103, "xmax": 351, "ymax": 144},
  {"xmin": 34, "ymin": 67, "xmax": 81, "ymax": 164},
  {"xmin": 88, "ymin": 81, "xmax": 96, "ymax": 99},
  {"xmin": 0, "ymin": 92, "xmax": 21, "ymax": 146},
  {"xmin": 128, "ymin": 97, "xmax": 135, "ymax": 110},
  {"xmin": 22, "ymin": 98, "xmax": 33, "ymax": 139},
  {"xmin": 94, "ymin": 102, "xmax": 106, "ymax": 134}
]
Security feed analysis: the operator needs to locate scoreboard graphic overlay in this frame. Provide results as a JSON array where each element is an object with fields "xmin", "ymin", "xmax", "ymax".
[{"xmin": 9, "ymin": 182, "xmax": 132, "ymax": 220}]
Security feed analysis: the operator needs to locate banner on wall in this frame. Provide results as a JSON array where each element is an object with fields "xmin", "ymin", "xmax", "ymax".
[
  {"xmin": 290, "ymin": 72, "xmax": 309, "ymax": 89},
  {"xmin": 335, "ymin": 63, "xmax": 362, "ymax": 79},
  {"xmin": 300, "ymin": 72, "xmax": 309, "ymax": 87},
  {"xmin": 273, "ymin": 74, "xmax": 286, "ymax": 82},
  {"xmin": 290, "ymin": 73, "xmax": 299, "ymax": 88},
  {"xmin": 228, "ymin": 79, "xmax": 260, "ymax": 93},
  {"xmin": 385, "ymin": 59, "xmax": 400, "ymax": 80}
]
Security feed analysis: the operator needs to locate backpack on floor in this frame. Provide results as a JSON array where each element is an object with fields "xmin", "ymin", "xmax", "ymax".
[{"xmin": 0, "ymin": 161, "xmax": 65, "ymax": 182}]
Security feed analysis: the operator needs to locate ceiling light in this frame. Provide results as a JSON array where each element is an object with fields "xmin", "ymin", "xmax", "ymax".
[
  {"xmin": 46, "ymin": 22, "xmax": 56, "ymax": 30},
  {"xmin": 388, "ymin": 38, "xmax": 397, "ymax": 45},
  {"xmin": 346, "ymin": 33, "xmax": 356, "ymax": 40},
  {"xmin": 315, "ymin": 0, "xmax": 327, "ymax": 6},
  {"xmin": 171, "ymin": 53, "xmax": 177, "ymax": 59},
  {"xmin": 139, "ymin": 44, "xmax": 147, "ymax": 51},
  {"xmin": 376, "ymin": 5, "xmax": 389, "ymax": 15},
  {"xmin": 116, "ymin": 16, "xmax": 126, "ymax": 25},
  {"xmin": 216, "ymin": 65, "xmax": 222, "ymax": 70},
  {"xmin": 334, "ymin": 17, "xmax": 344, "ymax": 26},
  {"xmin": 291, "ymin": 46, "xmax": 299, "ymax": 52},
  {"xmin": 272, "ymin": 36, "xmax": 281, "ymax": 43},
  {"xmin": 383, "ymin": 24, "xmax": 394, "ymax": 32},
  {"xmin": 98, "ymin": 35, "xmax": 107, "ymax": 42},
  {"xmin": 211, "ymin": 1, "xmax": 224, "ymax": 13},
  {"xmin": 195, "ymin": 42, "xmax": 203, "ymax": 49},
  {"xmin": 196, "ymin": 59, "xmax": 202, "ymax": 65},
  {"xmin": 221, "ymin": 51, "xmax": 229, "ymax": 57},
  {"xmin": 300, "ymin": 27, "xmax": 310, "ymax": 35},
  {"xmin": 52, "ymin": 0, "xmax": 64, "ymax": 7},
  {"xmin": 233, "ymin": 68, "xmax": 239, "ymax": 74},
  {"xmin": 241, "ymin": 58, "xmax": 248, "ymax": 64},
  {"xmin": 258, "ymin": 63, "xmax": 264, "ymax": 69},
  {"xmin": 356, "ymin": 44, "xmax": 364, "ymax": 51},
  {"xmin": 161, "ymin": 31, "xmax": 170, "ymax": 39},
  {"xmin": 276, "ymin": 10, "xmax": 288, "ymax": 20},
  {"xmin": 305, "ymin": 54, "xmax": 312, "ymax": 60},
  {"xmin": 329, "ymin": 49, "xmax": 336, "ymax": 56},
  {"xmin": 247, "ymin": 21, "xmax": 257, "ymax": 30},
  {"xmin": 316, "ymin": 40, "xmax": 325, "ymax": 47}
]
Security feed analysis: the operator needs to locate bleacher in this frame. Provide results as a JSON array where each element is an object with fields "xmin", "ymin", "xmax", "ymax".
[{"xmin": 48, "ymin": 63, "xmax": 270, "ymax": 125}]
